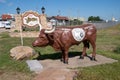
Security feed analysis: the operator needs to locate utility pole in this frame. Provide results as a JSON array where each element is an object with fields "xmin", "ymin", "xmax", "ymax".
[{"xmin": 58, "ymin": 10, "xmax": 61, "ymax": 16}]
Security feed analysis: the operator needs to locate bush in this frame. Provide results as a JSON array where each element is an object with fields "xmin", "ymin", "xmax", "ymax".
[
  {"xmin": 22, "ymin": 26, "xmax": 39, "ymax": 31},
  {"xmin": 14, "ymin": 30, "xmax": 19, "ymax": 32},
  {"xmin": 114, "ymin": 46, "xmax": 120, "ymax": 54}
]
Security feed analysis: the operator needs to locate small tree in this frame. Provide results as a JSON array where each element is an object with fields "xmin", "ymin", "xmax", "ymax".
[{"xmin": 88, "ymin": 16, "xmax": 103, "ymax": 22}]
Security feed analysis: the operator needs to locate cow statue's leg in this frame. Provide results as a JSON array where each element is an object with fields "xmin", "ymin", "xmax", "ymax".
[
  {"xmin": 61, "ymin": 50, "xmax": 64, "ymax": 62},
  {"xmin": 89, "ymin": 34, "xmax": 97, "ymax": 61},
  {"xmin": 61, "ymin": 49, "xmax": 69, "ymax": 64},
  {"xmin": 64, "ymin": 50, "xmax": 69, "ymax": 64},
  {"xmin": 80, "ymin": 40, "xmax": 89, "ymax": 59}
]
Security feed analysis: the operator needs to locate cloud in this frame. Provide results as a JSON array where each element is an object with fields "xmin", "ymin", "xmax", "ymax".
[
  {"xmin": 0, "ymin": 0, "xmax": 13, "ymax": 7},
  {"xmin": 7, "ymin": 2, "xmax": 13, "ymax": 6},
  {"xmin": 0, "ymin": 0, "xmax": 6, "ymax": 3}
]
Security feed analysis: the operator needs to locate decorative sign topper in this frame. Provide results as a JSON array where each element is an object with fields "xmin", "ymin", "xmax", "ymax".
[{"xmin": 22, "ymin": 11, "xmax": 41, "ymax": 27}]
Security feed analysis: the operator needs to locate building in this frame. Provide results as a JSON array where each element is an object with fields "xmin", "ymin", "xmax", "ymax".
[
  {"xmin": 1, "ymin": 14, "xmax": 15, "ymax": 21},
  {"xmin": 69, "ymin": 17, "xmax": 86, "ymax": 21},
  {"xmin": 48, "ymin": 15, "xmax": 69, "ymax": 26},
  {"xmin": 1, "ymin": 14, "xmax": 12, "ymax": 21},
  {"xmin": 112, "ymin": 17, "xmax": 118, "ymax": 22}
]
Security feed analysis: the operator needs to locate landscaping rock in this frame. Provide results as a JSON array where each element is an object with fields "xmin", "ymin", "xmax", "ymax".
[
  {"xmin": 10, "ymin": 46, "xmax": 36, "ymax": 60},
  {"xmin": 26, "ymin": 60, "xmax": 43, "ymax": 72}
]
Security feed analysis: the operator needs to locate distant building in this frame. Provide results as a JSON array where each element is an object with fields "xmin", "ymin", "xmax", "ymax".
[
  {"xmin": 1, "ymin": 14, "xmax": 12, "ymax": 21},
  {"xmin": 77, "ymin": 17, "xmax": 86, "ymax": 21},
  {"xmin": 0, "ymin": 17, "xmax": 2, "ymax": 21},
  {"xmin": 112, "ymin": 17, "xmax": 118, "ymax": 22},
  {"xmin": 68, "ymin": 17, "xmax": 86, "ymax": 21},
  {"xmin": 48, "ymin": 15, "xmax": 69, "ymax": 26},
  {"xmin": 1, "ymin": 14, "xmax": 15, "ymax": 21}
]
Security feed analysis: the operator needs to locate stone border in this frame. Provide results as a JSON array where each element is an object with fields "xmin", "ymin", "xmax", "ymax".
[
  {"xmin": 40, "ymin": 54, "xmax": 118, "ymax": 69},
  {"xmin": 34, "ymin": 54, "xmax": 118, "ymax": 80},
  {"xmin": 9, "ymin": 32, "xmax": 39, "ymax": 37}
]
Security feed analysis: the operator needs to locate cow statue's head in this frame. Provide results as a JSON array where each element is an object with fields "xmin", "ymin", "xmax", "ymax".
[{"xmin": 32, "ymin": 26, "xmax": 55, "ymax": 47}]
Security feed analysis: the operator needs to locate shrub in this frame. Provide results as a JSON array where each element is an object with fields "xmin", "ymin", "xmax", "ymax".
[
  {"xmin": 114, "ymin": 46, "xmax": 120, "ymax": 54},
  {"xmin": 14, "ymin": 30, "xmax": 19, "ymax": 32},
  {"xmin": 22, "ymin": 26, "xmax": 39, "ymax": 31}
]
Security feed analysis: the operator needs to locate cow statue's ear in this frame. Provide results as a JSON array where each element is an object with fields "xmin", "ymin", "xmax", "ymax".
[
  {"xmin": 39, "ymin": 29, "xmax": 46, "ymax": 37},
  {"xmin": 41, "ymin": 29, "xmax": 45, "ymax": 33}
]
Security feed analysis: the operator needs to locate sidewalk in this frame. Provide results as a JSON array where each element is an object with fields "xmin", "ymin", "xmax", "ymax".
[{"xmin": 34, "ymin": 54, "xmax": 117, "ymax": 80}]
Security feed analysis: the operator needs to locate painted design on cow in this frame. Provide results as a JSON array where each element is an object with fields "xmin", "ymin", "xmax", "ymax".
[
  {"xmin": 72, "ymin": 28, "xmax": 85, "ymax": 41},
  {"xmin": 32, "ymin": 24, "xmax": 97, "ymax": 64}
]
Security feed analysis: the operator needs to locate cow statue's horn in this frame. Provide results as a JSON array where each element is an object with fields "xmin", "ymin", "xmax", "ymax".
[{"xmin": 45, "ymin": 26, "xmax": 55, "ymax": 33}]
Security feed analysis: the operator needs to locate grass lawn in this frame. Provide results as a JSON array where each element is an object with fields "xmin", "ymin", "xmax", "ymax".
[
  {"xmin": 75, "ymin": 24, "xmax": 120, "ymax": 80},
  {"xmin": 0, "ymin": 24, "xmax": 120, "ymax": 80}
]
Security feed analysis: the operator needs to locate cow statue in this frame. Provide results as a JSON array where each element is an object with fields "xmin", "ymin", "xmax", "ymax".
[{"xmin": 32, "ymin": 24, "xmax": 97, "ymax": 64}]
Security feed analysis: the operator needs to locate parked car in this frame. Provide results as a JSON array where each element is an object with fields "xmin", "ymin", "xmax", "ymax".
[
  {"xmin": 4, "ymin": 21, "xmax": 11, "ymax": 29},
  {"xmin": 0, "ymin": 21, "xmax": 11, "ymax": 29},
  {"xmin": 0, "ymin": 21, "xmax": 5, "ymax": 28},
  {"xmin": 5, "ymin": 22, "xmax": 11, "ymax": 29}
]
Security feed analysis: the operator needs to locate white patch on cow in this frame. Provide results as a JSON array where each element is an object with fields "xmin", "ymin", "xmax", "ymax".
[
  {"xmin": 87, "ymin": 32, "xmax": 92, "ymax": 35},
  {"xmin": 61, "ymin": 28, "xmax": 71, "ymax": 31},
  {"xmin": 72, "ymin": 28, "xmax": 85, "ymax": 41},
  {"xmin": 61, "ymin": 28, "xmax": 71, "ymax": 33}
]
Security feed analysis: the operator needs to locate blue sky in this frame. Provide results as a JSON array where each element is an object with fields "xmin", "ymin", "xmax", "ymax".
[{"xmin": 0, "ymin": 0, "xmax": 120, "ymax": 20}]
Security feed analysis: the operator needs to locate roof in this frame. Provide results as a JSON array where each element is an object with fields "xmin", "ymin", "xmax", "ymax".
[
  {"xmin": 52, "ymin": 15, "xmax": 69, "ymax": 20},
  {"xmin": 1, "ymin": 14, "xmax": 12, "ymax": 20}
]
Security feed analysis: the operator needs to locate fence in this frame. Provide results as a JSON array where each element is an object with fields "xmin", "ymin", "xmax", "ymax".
[
  {"xmin": 56, "ymin": 21, "xmax": 120, "ymax": 29},
  {"xmin": 86, "ymin": 21, "xmax": 120, "ymax": 29}
]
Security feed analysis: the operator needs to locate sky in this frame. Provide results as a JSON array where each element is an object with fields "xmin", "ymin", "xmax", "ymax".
[{"xmin": 0, "ymin": 0, "xmax": 120, "ymax": 20}]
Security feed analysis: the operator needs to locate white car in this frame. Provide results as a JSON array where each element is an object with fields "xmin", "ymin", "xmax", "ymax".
[
  {"xmin": 0, "ymin": 22, "xmax": 5, "ymax": 28},
  {"xmin": 4, "ymin": 21, "xmax": 11, "ymax": 29},
  {"xmin": 5, "ymin": 23, "xmax": 11, "ymax": 29}
]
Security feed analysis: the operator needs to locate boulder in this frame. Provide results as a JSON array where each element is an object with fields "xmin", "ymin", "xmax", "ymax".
[{"xmin": 10, "ymin": 46, "xmax": 36, "ymax": 60}]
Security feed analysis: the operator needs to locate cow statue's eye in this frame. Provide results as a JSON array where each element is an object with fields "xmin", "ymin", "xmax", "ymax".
[
  {"xmin": 40, "ymin": 37, "xmax": 44, "ymax": 40},
  {"xmin": 40, "ymin": 37, "xmax": 44, "ymax": 38},
  {"xmin": 40, "ymin": 36, "xmax": 46, "ymax": 40}
]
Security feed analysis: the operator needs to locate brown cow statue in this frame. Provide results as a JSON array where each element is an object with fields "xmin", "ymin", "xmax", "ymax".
[{"xmin": 32, "ymin": 24, "xmax": 97, "ymax": 64}]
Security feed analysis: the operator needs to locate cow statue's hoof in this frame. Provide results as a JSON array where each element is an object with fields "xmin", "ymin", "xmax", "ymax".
[
  {"xmin": 64, "ymin": 61, "xmax": 68, "ymax": 64},
  {"xmin": 80, "ymin": 55, "xmax": 84, "ymax": 59},
  {"xmin": 60, "ymin": 58, "xmax": 64, "ymax": 62},
  {"xmin": 61, "ymin": 59, "xmax": 68, "ymax": 64},
  {"xmin": 90, "ymin": 57, "xmax": 97, "ymax": 61}
]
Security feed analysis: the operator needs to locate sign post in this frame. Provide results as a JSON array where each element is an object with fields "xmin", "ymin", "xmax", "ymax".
[{"xmin": 20, "ymin": 25, "xmax": 23, "ymax": 46}]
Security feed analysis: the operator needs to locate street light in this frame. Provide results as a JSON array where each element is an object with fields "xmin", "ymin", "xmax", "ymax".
[
  {"xmin": 41, "ymin": 6, "xmax": 45, "ymax": 14},
  {"xmin": 16, "ymin": 7, "xmax": 21, "ymax": 14},
  {"xmin": 16, "ymin": 7, "xmax": 23, "ymax": 45}
]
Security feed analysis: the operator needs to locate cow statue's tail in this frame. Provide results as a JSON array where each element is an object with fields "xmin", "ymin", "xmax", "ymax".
[{"xmin": 84, "ymin": 41, "xmax": 90, "ymax": 49}]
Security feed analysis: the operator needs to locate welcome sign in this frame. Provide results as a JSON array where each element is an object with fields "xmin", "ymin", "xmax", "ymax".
[{"xmin": 22, "ymin": 11, "xmax": 41, "ymax": 28}]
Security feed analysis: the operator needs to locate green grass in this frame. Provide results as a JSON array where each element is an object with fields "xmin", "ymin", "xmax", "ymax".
[
  {"xmin": 0, "ymin": 34, "xmax": 30, "ymax": 72},
  {"xmin": 75, "ymin": 62, "xmax": 120, "ymax": 80},
  {"xmin": 0, "ymin": 24, "xmax": 120, "ymax": 80},
  {"xmin": 75, "ymin": 24, "xmax": 120, "ymax": 80}
]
